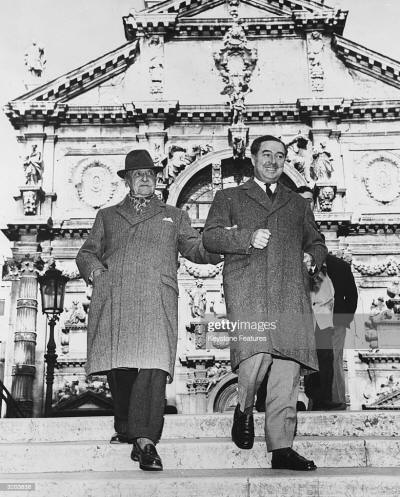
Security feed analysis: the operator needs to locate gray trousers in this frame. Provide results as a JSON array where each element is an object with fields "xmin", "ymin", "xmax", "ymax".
[
  {"xmin": 237, "ymin": 352, "xmax": 300, "ymax": 451},
  {"xmin": 331, "ymin": 325, "xmax": 347, "ymax": 404}
]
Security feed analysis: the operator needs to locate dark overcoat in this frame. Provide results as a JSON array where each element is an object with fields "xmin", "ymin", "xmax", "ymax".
[
  {"xmin": 76, "ymin": 196, "xmax": 220, "ymax": 378},
  {"xmin": 203, "ymin": 180, "xmax": 327, "ymax": 373}
]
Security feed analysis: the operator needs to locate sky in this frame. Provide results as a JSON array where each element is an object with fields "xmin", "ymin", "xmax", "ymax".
[{"xmin": 0, "ymin": 0, "xmax": 400, "ymax": 256}]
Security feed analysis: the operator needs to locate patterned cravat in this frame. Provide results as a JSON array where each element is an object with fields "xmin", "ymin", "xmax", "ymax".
[{"xmin": 128, "ymin": 192, "xmax": 155, "ymax": 214}]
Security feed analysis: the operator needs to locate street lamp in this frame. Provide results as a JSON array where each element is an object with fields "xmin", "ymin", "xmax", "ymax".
[{"xmin": 38, "ymin": 266, "xmax": 69, "ymax": 416}]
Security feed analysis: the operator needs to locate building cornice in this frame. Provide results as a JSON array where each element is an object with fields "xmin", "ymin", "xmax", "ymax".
[
  {"xmin": 123, "ymin": 10, "xmax": 347, "ymax": 40},
  {"xmin": 6, "ymin": 99, "xmax": 400, "ymax": 129},
  {"xmin": 332, "ymin": 35, "xmax": 400, "ymax": 91}
]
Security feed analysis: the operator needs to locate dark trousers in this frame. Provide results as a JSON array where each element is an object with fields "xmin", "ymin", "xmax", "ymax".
[
  {"xmin": 107, "ymin": 368, "xmax": 167, "ymax": 444},
  {"xmin": 304, "ymin": 326, "xmax": 334, "ymax": 405}
]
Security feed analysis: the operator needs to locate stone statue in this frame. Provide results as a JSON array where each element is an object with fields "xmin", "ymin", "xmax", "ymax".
[
  {"xmin": 23, "ymin": 144, "xmax": 43, "ymax": 185},
  {"xmin": 310, "ymin": 142, "xmax": 334, "ymax": 181},
  {"xmin": 187, "ymin": 279, "xmax": 207, "ymax": 319},
  {"xmin": 24, "ymin": 42, "xmax": 46, "ymax": 78},
  {"xmin": 64, "ymin": 300, "xmax": 87, "ymax": 325},
  {"xmin": 163, "ymin": 146, "xmax": 190, "ymax": 184},
  {"xmin": 286, "ymin": 133, "xmax": 312, "ymax": 183}
]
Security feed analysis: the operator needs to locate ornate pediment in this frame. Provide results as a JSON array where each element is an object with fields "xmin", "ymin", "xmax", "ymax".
[
  {"xmin": 9, "ymin": 41, "xmax": 139, "ymax": 104},
  {"xmin": 143, "ymin": 0, "xmax": 334, "ymax": 17}
]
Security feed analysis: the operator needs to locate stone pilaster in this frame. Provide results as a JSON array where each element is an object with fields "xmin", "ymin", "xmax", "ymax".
[{"xmin": 3, "ymin": 255, "xmax": 44, "ymax": 417}]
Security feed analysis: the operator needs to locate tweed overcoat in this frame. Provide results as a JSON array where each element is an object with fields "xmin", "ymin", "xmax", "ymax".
[
  {"xmin": 76, "ymin": 195, "xmax": 220, "ymax": 378},
  {"xmin": 203, "ymin": 179, "xmax": 327, "ymax": 373}
]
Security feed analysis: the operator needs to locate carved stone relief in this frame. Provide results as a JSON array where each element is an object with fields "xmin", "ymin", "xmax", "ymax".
[
  {"xmin": 307, "ymin": 31, "xmax": 325, "ymax": 92},
  {"xmin": 71, "ymin": 160, "xmax": 119, "ymax": 209},
  {"xmin": 362, "ymin": 154, "xmax": 400, "ymax": 204},
  {"xmin": 311, "ymin": 142, "xmax": 334, "ymax": 181},
  {"xmin": 161, "ymin": 144, "xmax": 213, "ymax": 186},
  {"xmin": 147, "ymin": 35, "xmax": 164, "ymax": 97},
  {"xmin": 214, "ymin": 3, "xmax": 257, "ymax": 158},
  {"xmin": 286, "ymin": 133, "xmax": 312, "ymax": 183}
]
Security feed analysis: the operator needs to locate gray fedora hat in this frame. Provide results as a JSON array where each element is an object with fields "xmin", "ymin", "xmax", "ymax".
[{"xmin": 117, "ymin": 149, "xmax": 163, "ymax": 178}]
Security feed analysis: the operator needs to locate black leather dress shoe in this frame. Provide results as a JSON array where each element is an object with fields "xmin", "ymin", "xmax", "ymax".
[
  {"xmin": 131, "ymin": 441, "xmax": 163, "ymax": 471},
  {"xmin": 110, "ymin": 433, "xmax": 129, "ymax": 444},
  {"xmin": 271, "ymin": 448, "xmax": 317, "ymax": 471},
  {"xmin": 231, "ymin": 404, "xmax": 254, "ymax": 449}
]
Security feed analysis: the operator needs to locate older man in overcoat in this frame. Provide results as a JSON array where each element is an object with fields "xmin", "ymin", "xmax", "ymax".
[
  {"xmin": 76, "ymin": 149, "xmax": 220, "ymax": 471},
  {"xmin": 203, "ymin": 135, "xmax": 327, "ymax": 471}
]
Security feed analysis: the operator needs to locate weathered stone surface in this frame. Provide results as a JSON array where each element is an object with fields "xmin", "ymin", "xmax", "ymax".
[
  {"xmin": 1, "ymin": 412, "xmax": 400, "ymax": 443},
  {"xmin": 0, "ymin": 468, "xmax": 399, "ymax": 497},
  {"xmin": 365, "ymin": 438, "xmax": 400, "ymax": 467},
  {"xmin": 0, "ymin": 437, "xmax": 366, "ymax": 473}
]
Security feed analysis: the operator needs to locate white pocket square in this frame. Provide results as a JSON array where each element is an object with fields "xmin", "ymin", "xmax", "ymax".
[
  {"xmin": 163, "ymin": 217, "xmax": 174, "ymax": 223},
  {"xmin": 224, "ymin": 225, "xmax": 238, "ymax": 230}
]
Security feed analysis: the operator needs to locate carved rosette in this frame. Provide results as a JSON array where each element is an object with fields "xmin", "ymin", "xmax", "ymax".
[
  {"xmin": 307, "ymin": 31, "xmax": 325, "ymax": 92},
  {"xmin": 362, "ymin": 155, "xmax": 400, "ymax": 204},
  {"xmin": 71, "ymin": 160, "xmax": 119, "ymax": 209}
]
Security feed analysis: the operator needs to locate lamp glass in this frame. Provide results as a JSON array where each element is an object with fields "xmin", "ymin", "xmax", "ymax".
[{"xmin": 39, "ymin": 268, "xmax": 68, "ymax": 315}]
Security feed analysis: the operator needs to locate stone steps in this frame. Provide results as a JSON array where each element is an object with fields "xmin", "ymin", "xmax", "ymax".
[
  {"xmin": 0, "ymin": 411, "xmax": 399, "ymax": 443},
  {"xmin": 0, "ymin": 468, "xmax": 399, "ymax": 497},
  {"xmin": 0, "ymin": 436, "xmax": 399, "ymax": 473},
  {"xmin": 1, "ymin": 412, "xmax": 399, "ymax": 496}
]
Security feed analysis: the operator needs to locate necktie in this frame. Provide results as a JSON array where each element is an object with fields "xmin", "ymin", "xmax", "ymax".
[{"xmin": 265, "ymin": 183, "xmax": 273, "ymax": 199}]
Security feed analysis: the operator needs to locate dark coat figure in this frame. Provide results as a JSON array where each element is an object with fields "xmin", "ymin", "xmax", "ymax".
[
  {"xmin": 77, "ymin": 197, "xmax": 218, "ymax": 379},
  {"xmin": 76, "ymin": 149, "xmax": 220, "ymax": 472},
  {"xmin": 304, "ymin": 253, "xmax": 358, "ymax": 410},
  {"xmin": 203, "ymin": 179, "xmax": 326, "ymax": 373},
  {"xmin": 326, "ymin": 254, "xmax": 358, "ymax": 328}
]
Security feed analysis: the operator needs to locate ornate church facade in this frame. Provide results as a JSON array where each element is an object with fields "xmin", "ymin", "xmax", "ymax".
[{"xmin": 2, "ymin": 0, "xmax": 400, "ymax": 417}]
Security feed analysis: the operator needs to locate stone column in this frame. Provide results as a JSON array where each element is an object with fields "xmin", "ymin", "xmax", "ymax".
[{"xmin": 3, "ymin": 255, "xmax": 43, "ymax": 417}]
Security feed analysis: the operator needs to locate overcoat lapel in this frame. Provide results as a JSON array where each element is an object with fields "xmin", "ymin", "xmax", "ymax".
[
  {"xmin": 241, "ymin": 179, "xmax": 292, "ymax": 216},
  {"xmin": 116, "ymin": 195, "xmax": 166, "ymax": 227}
]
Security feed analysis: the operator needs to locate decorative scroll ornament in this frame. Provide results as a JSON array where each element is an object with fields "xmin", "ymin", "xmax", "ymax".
[
  {"xmin": 362, "ymin": 155, "xmax": 400, "ymax": 204},
  {"xmin": 307, "ymin": 31, "xmax": 325, "ymax": 92},
  {"xmin": 214, "ymin": 1, "xmax": 257, "ymax": 158},
  {"xmin": 72, "ymin": 160, "xmax": 119, "ymax": 209}
]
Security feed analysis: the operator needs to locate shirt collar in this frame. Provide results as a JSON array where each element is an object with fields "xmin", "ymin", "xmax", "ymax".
[{"xmin": 253, "ymin": 177, "xmax": 277, "ymax": 193}]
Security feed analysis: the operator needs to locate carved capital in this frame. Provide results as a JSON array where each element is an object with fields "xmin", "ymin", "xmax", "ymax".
[{"xmin": 3, "ymin": 254, "xmax": 44, "ymax": 279}]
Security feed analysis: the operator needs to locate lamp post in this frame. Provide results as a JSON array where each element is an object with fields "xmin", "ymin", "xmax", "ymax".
[{"xmin": 38, "ymin": 266, "xmax": 69, "ymax": 416}]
